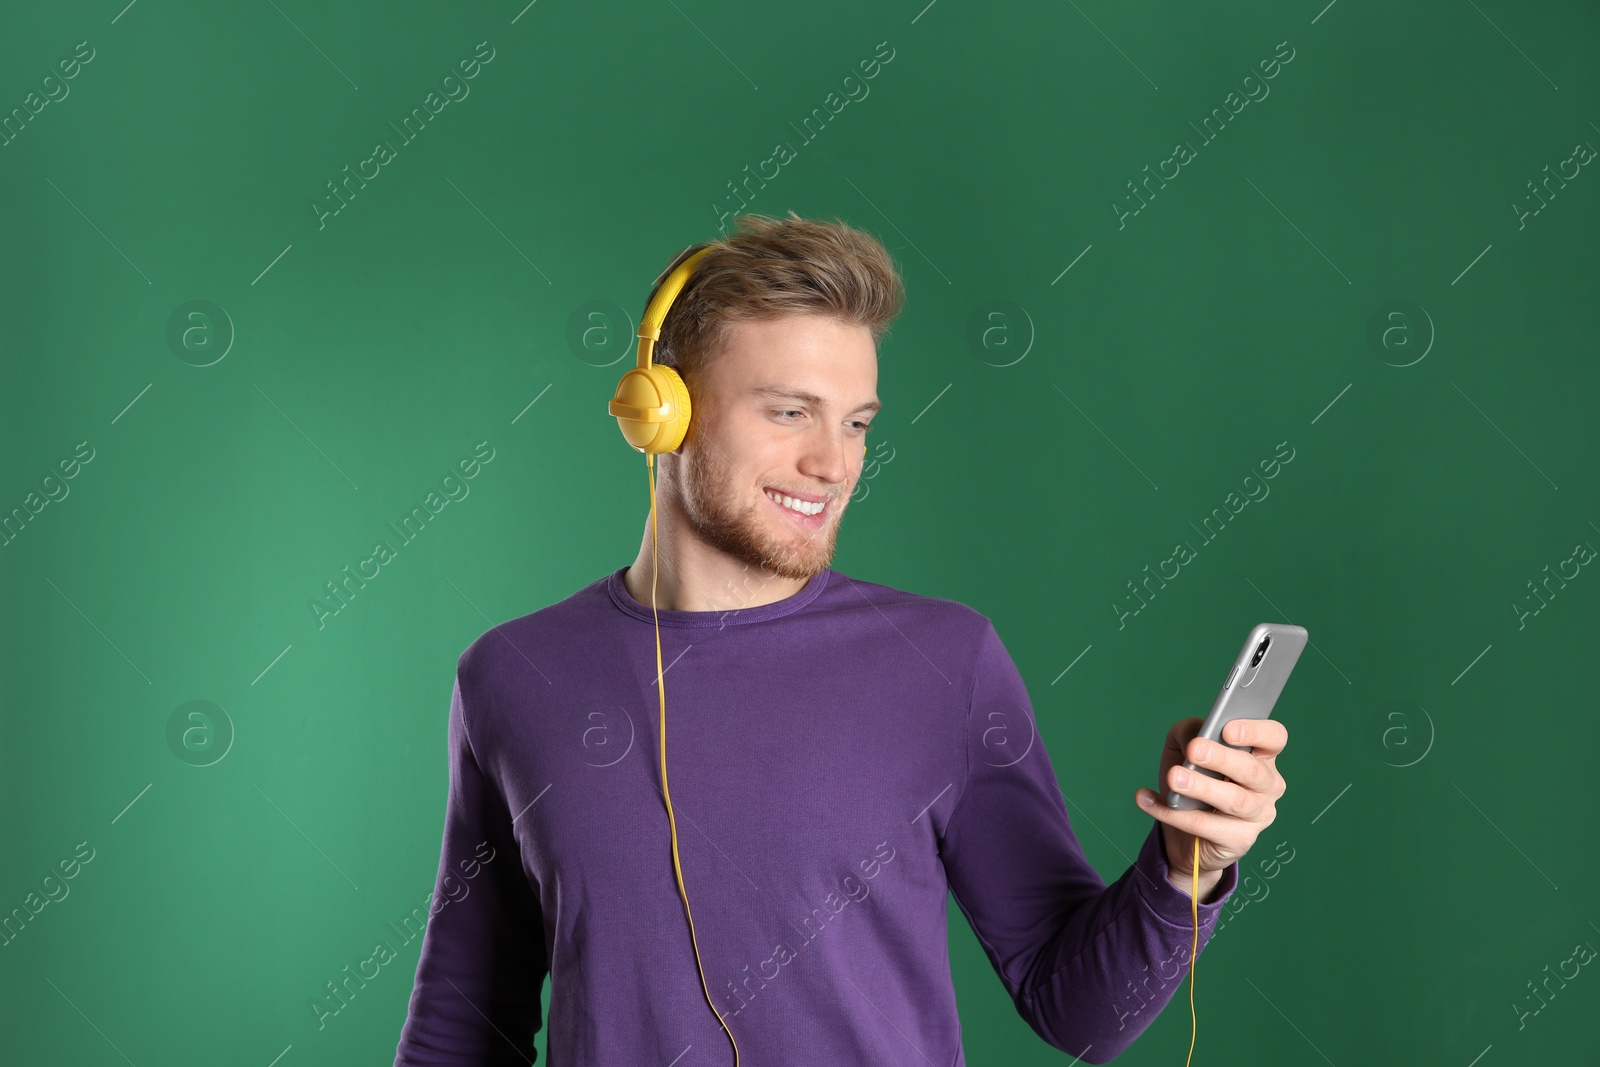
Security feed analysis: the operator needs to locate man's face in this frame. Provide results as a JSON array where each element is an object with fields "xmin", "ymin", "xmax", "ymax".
[{"xmin": 673, "ymin": 313, "xmax": 880, "ymax": 584}]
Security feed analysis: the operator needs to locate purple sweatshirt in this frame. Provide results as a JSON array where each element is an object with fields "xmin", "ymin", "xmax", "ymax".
[{"xmin": 393, "ymin": 566, "xmax": 1237, "ymax": 1065}]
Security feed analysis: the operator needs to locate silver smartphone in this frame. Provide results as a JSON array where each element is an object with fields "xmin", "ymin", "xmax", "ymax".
[{"xmin": 1165, "ymin": 622, "xmax": 1308, "ymax": 811}]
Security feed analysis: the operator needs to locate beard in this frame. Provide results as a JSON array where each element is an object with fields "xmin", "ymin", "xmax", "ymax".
[{"xmin": 674, "ymin": 435, "xmax": 843, "ymax": 583}]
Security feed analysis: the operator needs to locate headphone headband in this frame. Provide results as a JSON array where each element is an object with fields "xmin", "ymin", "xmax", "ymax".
[{"xmin": 636, "ymin": 245, "xmax": 714, "ymax": 369}]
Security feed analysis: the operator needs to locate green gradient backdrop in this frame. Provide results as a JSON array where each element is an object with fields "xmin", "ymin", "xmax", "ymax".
[{"xmin": 3, "ymin": 1, "xmax": 1597, "ymax": 1064}]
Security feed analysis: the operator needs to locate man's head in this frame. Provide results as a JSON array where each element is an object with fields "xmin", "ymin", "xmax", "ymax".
[{"xmin": 647, "ymin": 212, "xmax": 905, "ymax": 584}]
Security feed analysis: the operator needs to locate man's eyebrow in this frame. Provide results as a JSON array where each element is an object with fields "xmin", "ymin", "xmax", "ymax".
[{"xmin": 751, "ymin": 386, "xmax": 881, "ymax": 415}]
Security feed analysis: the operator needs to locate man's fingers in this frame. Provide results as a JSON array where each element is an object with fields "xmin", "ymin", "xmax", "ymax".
[
  {"xmin": 1168, "ymin": 762, "xmax": 1268, "ymax": 820},
  {"xmin": 1221, "ymin": 717, "xmax": 1289, "ymax": 758},
  {"xmin": 1164, "ymin": 716, "xmax": 1203, "ymax": 754},
  {"xmin": 1186, "ymin": 735, "xmax": 1280, "ymax": 797},
  {"xmin": 1138, "ymin": 787, "xmax": 1246, "ymax": 845}
]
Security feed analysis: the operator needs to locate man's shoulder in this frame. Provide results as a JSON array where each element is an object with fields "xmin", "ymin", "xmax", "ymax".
[{"xmin": 455, "ymin": 570, "xmax": 615, "ymax": 679}]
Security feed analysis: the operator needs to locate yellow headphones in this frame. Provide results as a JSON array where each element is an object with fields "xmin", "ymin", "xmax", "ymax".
[{"xmin": 608, "ymin": 244, "xmax": 712, "ymax": 455}]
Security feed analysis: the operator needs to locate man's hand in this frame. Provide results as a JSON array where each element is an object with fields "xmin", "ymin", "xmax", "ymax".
[{"xmin": 1134, "ymin": 716, "xmax": 1288, "ymax": 900}]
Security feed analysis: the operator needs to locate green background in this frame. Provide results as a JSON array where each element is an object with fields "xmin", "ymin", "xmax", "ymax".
[{"xmin": 3, "ymin": 0, "xmax": 1597, "ymax": 1063}]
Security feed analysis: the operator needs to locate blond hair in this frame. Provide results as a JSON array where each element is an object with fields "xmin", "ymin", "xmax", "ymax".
[{"xmin": 644, "ymin": 211, "xmax": 905, "ymax": 384}]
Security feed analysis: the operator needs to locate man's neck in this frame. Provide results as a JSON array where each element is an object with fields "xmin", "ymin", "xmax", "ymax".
[{"xmin": 624, "ymin": 526, "xmax": 813, "ymax": 614}]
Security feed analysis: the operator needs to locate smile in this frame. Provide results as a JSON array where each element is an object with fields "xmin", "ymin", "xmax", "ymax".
[{"xmin": 763, "ymin": 488, "xmax": 828, "ymax": 519}]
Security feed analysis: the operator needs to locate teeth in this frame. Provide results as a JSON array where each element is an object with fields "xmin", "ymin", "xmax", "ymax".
[{"xmin": 765, "ymin": 489, "xmax": 825, "ymax": 516}]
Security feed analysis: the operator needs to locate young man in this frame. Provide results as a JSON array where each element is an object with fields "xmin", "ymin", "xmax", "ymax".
[{"xmin": 393, "ymin": 213, "xmax": 1288, "ymax": 1065}]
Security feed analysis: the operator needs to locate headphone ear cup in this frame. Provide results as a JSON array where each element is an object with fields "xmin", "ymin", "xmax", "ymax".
[
  {"xmin": 645, "ymin": 364, "xmax": 692, "ymax": 454},
  {"xmin": 609, "ymin": 363, "xmax": 692, "ymax": 454}
]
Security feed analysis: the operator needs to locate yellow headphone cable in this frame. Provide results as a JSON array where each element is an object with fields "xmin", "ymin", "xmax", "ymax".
[
  {"xmin": 607, "ymin": 242, "xmax": 743, "ymax": 1064},
  {"xmin": 1186, "ymin": 835, "xmax": 1198, "ymax": 1066},
  {"xmin": 645, "ymin": 449, "xmax": 743, "ymax": 1065}
]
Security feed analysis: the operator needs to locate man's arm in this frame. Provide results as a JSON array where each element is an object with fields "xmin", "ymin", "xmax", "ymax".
[
  {"xmin": 393, "ymin": 665, "xmax": 548, "ymax": 1066},
  {"xmin": 939, "ymin": 621, "xmax": 1238, "ymax": 1065}
]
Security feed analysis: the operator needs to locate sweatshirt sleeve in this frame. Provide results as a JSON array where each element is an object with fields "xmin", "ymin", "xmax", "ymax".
[
  {"xmin": 393, "ymin": 665, "xmax": 548, "ymax": 1066},
  {"xmin": 939, "ymin": 621, "xmax": 1238, "ymax": 1064}
]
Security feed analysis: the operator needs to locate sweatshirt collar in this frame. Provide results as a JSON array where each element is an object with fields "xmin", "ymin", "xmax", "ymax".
[{"xmin": 605, "ymin": 565, "xmax": 831, "ymax": 628}]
